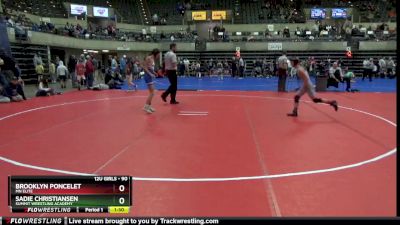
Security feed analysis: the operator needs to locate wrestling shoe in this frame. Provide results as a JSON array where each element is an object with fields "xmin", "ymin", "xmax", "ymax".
[
  {"xmin": 143, "ymin": 105, "xmax": 153, "ymax": 114},
  {"xmin": 287, "ymin": 110, "xmax": 298, "ymax": 117},
  {"xmin": 161, "ymin": 93, "xmax": 167, "ymax": 102},
  {"xmin": 331, "ymin": 101, "xmax": 338, "ymax": 111}
]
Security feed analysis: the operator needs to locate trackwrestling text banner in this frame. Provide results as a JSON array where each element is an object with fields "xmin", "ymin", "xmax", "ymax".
[{"xmin": 0, "ymin": 218, "xmax": 220, "ymax": 225}]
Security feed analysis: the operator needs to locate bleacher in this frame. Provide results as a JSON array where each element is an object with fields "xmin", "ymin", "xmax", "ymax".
[
  {"xmin": 69, "ymin": 0, "xmax": 109, "ymax": 7},
  {"xmin": 3, "ymin": 0, "xmax": 67, "ymax": 18},
  {"xmin": 146, "ymin": 0, "xmax": 182, "ymax": 25},
  {"xmin": 10, "ymin": 43, "xmax": 49, "ymax": 84},
  {"xmin": 113, "ymin": 0, "xmax": 142, "ymax": 25},
  {"xmin": 176, "ymin": 51, "xmax": 396, "ymax": 76}
]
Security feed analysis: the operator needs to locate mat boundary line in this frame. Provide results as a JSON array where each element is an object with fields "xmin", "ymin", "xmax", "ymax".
[{"xmin": 0, "ymin": 94, "xmax": 396, "ymax": 182}]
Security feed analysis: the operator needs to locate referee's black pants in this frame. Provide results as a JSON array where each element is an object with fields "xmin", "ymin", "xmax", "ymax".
[
  {"xmin": 362, "ymin": 69, "xmax": 372, "ymax": 81},
  {"xmin": 277, "ymin": 68, "xmax": 287, "ymax": 92},
  {"xmin": 163, "ymin": 70, "xmax": 178, "ymax": 102}
]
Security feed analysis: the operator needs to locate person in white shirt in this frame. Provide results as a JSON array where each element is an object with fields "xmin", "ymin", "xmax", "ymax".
[
  {"xmin": 362, "ymin": 58, "xmax": 372, "ymax": 82},
  {"xmin": 183, "ymin": 58, "xmax": 190, "ymax": 76},
  {"xmin": 239, "ymin": 57, "xmax": 245, "ymax": 78},
  {"xmin": 33, "ymin": 53, "xmax": 43, "ymax": 67},
  {"xmin": 161, "ymin": 43, "xmax": 179, "ymax": 104},
  {"xmin": 277, "ymin": 52, "xmax": 289, "ymax": 92},
  {"xmin": 386, "ymin": 57, "xmax": 396, "ymax": 79},
  {"xmin": 152, "ymin": 14, "xmax": 159, "ymax": 25},
  {"xmin": 36, "ymin": 77, "xmax": 58, "ymax": 97},
  {"xmin": 195, "ymin": 61, "xmax": 201, "ymax": 78},
  {"xmin": 327, "ymin": 62, "xmax": 343, "ymax": 88},
  {"xmin": 57, "ymin": 61, "xmax": 68, "ymax": 88},
  {"xmin": 379, "ymin": 57, "xmax": 386, "ymax": 78}
]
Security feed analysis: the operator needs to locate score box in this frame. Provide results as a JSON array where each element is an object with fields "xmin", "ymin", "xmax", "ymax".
[{"xmin": 8, "ymin": 176, "xmax": 132, "ymax": 213}]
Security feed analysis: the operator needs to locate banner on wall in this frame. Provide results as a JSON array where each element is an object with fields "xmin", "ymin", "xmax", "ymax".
[
  {"xmin": 70, "ymin": 4, "xmax": 87, "ymax": 15},
  {"xmin": 212, "ymin": 11, "xmax": 226, "ymax": 20},
  {"xmin": 93, "ymin": 7, "xmax": 109, "ymax": 17},
  {"xmin": 40, "ymin": 17, "xmax": 51, "ymax": 23},
  {"xmin": 192, "ymin": 11, "xmax": 207, "ymax": 21},
  {"xmin": 268, "ymin": 43, "xmax": 282, "ymax": 51}
]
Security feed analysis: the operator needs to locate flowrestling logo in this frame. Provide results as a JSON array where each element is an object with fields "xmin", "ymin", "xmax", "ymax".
[
  {"xmin": 93, "ymin": 7, "xmax": 109, "ymax": 17},
  {"xmin": 70, "ymin": 4, "xmax": 87, "ymax": 15}
]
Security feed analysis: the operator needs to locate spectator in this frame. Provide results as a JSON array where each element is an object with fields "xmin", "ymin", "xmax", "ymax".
[
  {"xmin": 64, "ymin": 22, "xmax": 71, "ymax": 31},
  {"xmin": 216, "ymin": 60, "xmax": 223, "ymax": 79},
  {"xmin": 49, "ymin": 61, "xmax": 56, "ymax": 83},
  {"xmin": 4, "ymin": 76, "xmax": 24, "ymax": 102},
  {"xmin": 362, "ymin": 58, "xmax": 374, "ymax": 81},
  {"xmin": 57, "ymin": 61, "xmax": 68, "ymax": 89},
  {"xmin": 111, "ymin": 56, "xmax": 118, "ymax": 75},
  {"xmin": 178, "ymin": 60, "xmax": 185, "ymax": 77},
  {"xmin": 308, "ymin": 57, "xmax": 316, "ymax": 76},
  {"xmin": 327, "ymin": 62, "xmax": 343, "ymax": 88},
  {"xmin": 35, "ymin": 61, "xmax": 45, "ymax": 82},
  {"xmin": 254, "ymin": 58, "xmax": 262, "ymax": 76},
  {"xmin": 85, "ymin": 55, "xmax": 95, "ymax": 88},
  {"xmin": 379, "ymin": 57, "xmax": 387, "ymax": 78},
  {"xmin": 92, "ymin": 56, "xmax": 99, "ymax": 82},
  {"xmin": 75, "ymin": 56, "xmax": 86, "ymax": 90},
  {"xmin": 372, "ymin": 59, "xmax": 379, "ymax": 78},
  {"xmin": 152, "ymin": 14, "xmax": 159, "ymax": 25},
  {"xmin": 386, "ymin": 57, "xmax": 396, "ymax": 79},
  {"xmin": 0, "ymin": 48, "xmax": 23, "ymax": 89},
  {"xmin": 195, "ymin": 61, "xmax": 201, "ymax": 78},
  {"xmin": 342, "ymin": 68, "xmax": 355, "ymax": 92},
  {"xmin": 125, "ymin": 57, "xmax": 137, "ymax": 90},
  {"xmin": 68, "ymin": 55, "xmax": 77, "ymax": 87},
  {"xmin": 5, "ymin": 16, "xmax": 14, "ymax": 27},
  {"xmin": 55, "ymin": 56, "xmax": 60, "ymax": 67},
  {"xmin": 36, "ymin": 77, "xmax": 57, "ymax": 97},
  {"xmin": 239, "ymin": 57, "xmax": 245, "ymax": 78},
  {"xmin": 33, "ymin": 53, "xmax": 42, "ymax": 67},
  {"xmin": 119, "ymin": 55, "xmax": 127, "ymax": 78},
  {"xmin": 183, "ymin": 58, "xmax": 190, "ymax": 76},
  {"xmin": 207, "ymin": 59, "xmax": 214, "ymax": 76},
  {"xmin": 231, "ymin": 57, "xmax": 238, "ymax": 78},
  {"xmin": 283, "ymin": 27, "xmax": 290, "ymax": 38},
  {"xmin": 0, "ymin": 57, "xmax": 11, "ymax": 103},
  {"xmin": 265, "ymin": 28, "xmax": 271, "ymax": 38}
]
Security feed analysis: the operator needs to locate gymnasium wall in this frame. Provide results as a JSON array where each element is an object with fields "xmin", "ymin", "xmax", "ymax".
[
  {"xmin": 18, "ymin": 11, "xmax": 396, "ymax": 34},
  {"xmin": 359, "ymin": 41, "xmax": 397, "ymax": 51},
  {"xmin": 7, "ymin": 28, "xmax": 396, "ymax": 52}
]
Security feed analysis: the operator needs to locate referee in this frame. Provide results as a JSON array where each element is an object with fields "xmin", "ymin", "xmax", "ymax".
[
  {"xmin": 277, "ymin": 51, "xmax": 289, "ymax": 92},
  {"xmin": 161, "ymin": 43, "xmax": 179, "ymax": 104}
]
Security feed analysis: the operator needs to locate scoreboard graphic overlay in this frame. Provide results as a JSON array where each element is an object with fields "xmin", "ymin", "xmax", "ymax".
[{"xmin": 8, "ymin": 176, "xmax": 132, "ymax": 213}]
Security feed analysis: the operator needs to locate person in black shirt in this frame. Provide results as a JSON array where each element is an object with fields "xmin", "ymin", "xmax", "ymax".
[
  {"xmin": 68, "ymin": 55, "xmax": 77, "ymax": 87},
  {"xmin": 231, "ymin": 57, "xmax": 237, "ymax": 78}
]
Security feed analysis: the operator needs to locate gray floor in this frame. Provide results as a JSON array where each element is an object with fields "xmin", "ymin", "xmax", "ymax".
[
  {"xmin": 23, "ymin": 74, "xmax": 107, "ymax": 98},
  {"xmin": 22, "ymin": 80, "xmax": 75, "ymax": 99}
]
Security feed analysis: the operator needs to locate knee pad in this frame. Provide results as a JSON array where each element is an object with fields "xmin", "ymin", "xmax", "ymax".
[
  {"xmin": 294, "ymin": 95, "xmax": 300, "ymax": 103},
  {"xmin": 313, "ymin": 98, "xmax": 322, "ymax": 103}
]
